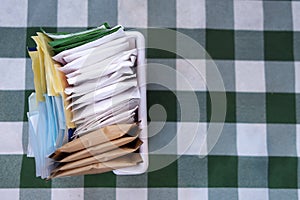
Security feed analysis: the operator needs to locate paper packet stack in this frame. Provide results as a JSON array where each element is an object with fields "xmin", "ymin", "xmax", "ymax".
[
  {"xmin": 49, "ymin": 124, "xmax": 143, "ymax": 178},
  {"xmin": 27, "ymin": 23, "xmax": 143, "ymax": 179}
]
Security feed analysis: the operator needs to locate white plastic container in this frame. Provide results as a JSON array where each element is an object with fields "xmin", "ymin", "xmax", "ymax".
[{"xmin": 113, "ymin": 31, "xmax": 148, "ymax": 175}]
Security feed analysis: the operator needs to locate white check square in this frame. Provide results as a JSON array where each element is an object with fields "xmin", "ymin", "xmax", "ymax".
[
  {"xmin": 0, "ymin": 0, "xmax": 27, "ymax": 27},
  {"xmin": 237, "ymin": 124, "xmax": 268, "ymax": 156},
  {"xmin": 0, "ymin": 122, "xmax": 23, "ymax": 155},
  {"xmin": 292, "ymin": 2, "xmax": 300, "ymax": 31},
  {"xmin": 178, "ymin": 188, "xmax": 208, "ymax": 200},
  {"xmin": 177, "ymin": 59, "xmax": 206, "ymax": 91},
  {"xmin": 235, "ymin": 61, "xmax": 265, "ymax": 92},
  {"xmin": 118, "ymin": 0, "xmax": 147, "ymax": 28},
  {"xmin": 238, "ymin": 188, "xmax": 268, "ymax": 200},
  {"xmin": 0, "ymin": 58, "xmax": 26, "ymax": 90},
  {"xmin": 51, "ymin": 188, "xmax": 83, "ymax": 200},
  {"xmin": 0, "ymin": 189, "xmax": 19, "ymax": 200},
  {"xmin": 177, "ymin": 122, "xmax": 207, "ymax": 155},
  {"xmin": 295, "ymin": 62, "xmax": 300, "ymax": 93},
  {"xmin": 57, "ymin": 0, "xmax": 87, "ymax": 27},
  {"xmin": 234, "ymin": 1, "xmax": 263, "ymax": 30},
  {"xmin": 176, "ymin": 0, "xmax": 205, "ymax": 28},
  {"xmin": 116, "ymin": 188, "xmax": 147, "ymax": 200}
]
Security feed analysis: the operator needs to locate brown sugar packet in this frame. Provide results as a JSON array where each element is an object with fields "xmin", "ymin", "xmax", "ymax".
[
  {"xmin": 59, "ymin": 130, "xmax": 140, "ymax": 162},
  {"xmin": 50, "ymin": 123, "xmax": 138, "ymax": 160},
  {"xmin": 50, "ymin": 153, "xmax": 143, "ymax": 178},
  {"xmin": 54, "ymin": 138, "xmax": 143, "ymax": 171}
]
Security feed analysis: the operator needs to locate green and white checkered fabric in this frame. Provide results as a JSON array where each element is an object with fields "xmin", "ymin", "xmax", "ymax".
[{"xmin": 0, "ymin": 0, "xmax": 300, "ymax": 199}]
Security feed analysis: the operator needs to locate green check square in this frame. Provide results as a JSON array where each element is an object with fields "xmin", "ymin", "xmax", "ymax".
[
  {"xmin": 148, "ymin": 155, "xmax": 178, "ymax": 187},
  {"xmin": 147, "ymin": 90, "xmax": 177, "ymax": 122},
  {"xmin": 268, "ymin": 157, "xmax": 297, "ymax": 188},
  {"xmin": 19, "ymin": 156, "xmax": 51, "ymax": 188},
  {"xmin": 207, "ymin": 92, "xmax": 236, "ymax": 123},
  {"xmin": 84, "ymin": 172, "xmax": 116, "ymax": 187},
  {"xmin": 208, "ymin": 156, "xmax": 238, "ymax": 187},
  {"xmin": 206, "ymin": 29, "xmax": 234, "ymax": 60},
  {"xmin": 266, "ymin": 93, "xmax": 296, "ymax": 123},
  {"xmin": 264, "ymin": 31, "xmax": 294, "ymax": 61}
]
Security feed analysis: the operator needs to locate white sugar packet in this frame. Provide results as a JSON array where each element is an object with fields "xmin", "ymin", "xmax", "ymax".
[
  {"xmin": 72, "ymin": 87, "xmax": 140, "ymax": 122},
  {"xmin": 59, "ymin": 41, "xmax": 130, "ymax": 74},
  {"xmin": 67, "ymin": 78, "xmax": 137, "ymax": 110}
]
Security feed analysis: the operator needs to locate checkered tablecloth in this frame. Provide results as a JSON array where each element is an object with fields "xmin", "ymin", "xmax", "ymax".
[{"xmin": 1, "ymin": 0, "xmax": 300, "ymax": 199}]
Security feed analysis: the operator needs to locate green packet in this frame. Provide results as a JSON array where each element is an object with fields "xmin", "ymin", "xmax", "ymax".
[
  {"xmin": 48, "ymin": 23, "xmax": 111, "ymax": 48},
  {"xmin": 41, "ymin": 22, "xmax": 110, "ymax": 39},
  {"xmin": 51, "ymin": 26, "xmax": 123, "ymax": 54}
]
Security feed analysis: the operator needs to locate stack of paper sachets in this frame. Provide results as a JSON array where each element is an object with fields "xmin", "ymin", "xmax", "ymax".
[{"xmin": 27, "ymin": 23, "xmax": 143, "ymax": 179}]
